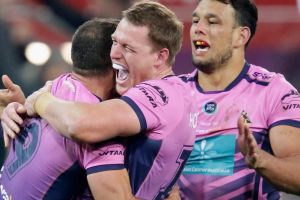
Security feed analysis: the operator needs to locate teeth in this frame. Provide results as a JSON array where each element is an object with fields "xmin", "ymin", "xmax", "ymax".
[
  {"xmin": 196, "ymin": 41, "xmax": 205, "ymax": 46},
  {"xmin": 112, "ymin": 63, "xmax": 124, "ymax": 70},
  {"xmin": 113, "ymin": 63, "xmax": 129, "ymax": 82},
  {"xmin": 196, "ymin": 47, "xmax": 209, "ymax": 52}
]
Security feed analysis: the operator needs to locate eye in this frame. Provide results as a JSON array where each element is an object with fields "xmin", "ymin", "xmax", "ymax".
[
  {"xmin": 208, "ymin": 17, "xmax": 219, "ymax": 25},
  {"xmin": 124, "ymin": 45, "xmax": 135, "ymax": 53},
  {"xmin": 192, "ymin": 18, "xmax": 199, "ymax": 24},
  {"xmin": 112, "ymin": 38, "xmax": 117, "ymax": 45},
  {"xmin": 208, "ymin": 20, "xmax": 217, "ymax": 25}
]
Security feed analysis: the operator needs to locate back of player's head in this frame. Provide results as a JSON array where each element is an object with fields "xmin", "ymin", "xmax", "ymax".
[
  {"xmin": 72, "ymin": 18, "xmax": 119, "ymax": 76},
  {"xmin": 214, "ymin": 0, "xmax": 258, "ymax": 47},
  {"xmin": 123, "ymin": 1, "xmax": 183, "ymax": 65}
]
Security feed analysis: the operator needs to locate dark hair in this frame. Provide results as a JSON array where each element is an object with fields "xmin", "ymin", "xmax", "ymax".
[
  {"xmin": 71, "ymin": 18, "xmax": 119, "ymax": 76},
  {"xmin": 216, "ymin": 0, "xmax": 258, "ymax": 47},
  {"xmin": 123, "ymin": 1, "xmax": 183, "ymax": 65}
]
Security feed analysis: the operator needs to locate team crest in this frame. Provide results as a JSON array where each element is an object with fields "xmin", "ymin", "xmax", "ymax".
[{"xmin": 202, "ymin": 101, "xmax": 217, "ymax": 115}]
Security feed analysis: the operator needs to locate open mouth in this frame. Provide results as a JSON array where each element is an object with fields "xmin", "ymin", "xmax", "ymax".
[
  {"xmin": 193, "ymin": 40, "xmax": 210, "ymax": 52},
  {"xmin": 112, "ymin": 63, "xmax": 129, "ymax": 82}
]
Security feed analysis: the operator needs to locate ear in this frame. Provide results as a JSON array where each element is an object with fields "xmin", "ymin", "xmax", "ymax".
[
  {"xmin": 233, "ymin": 26, "xmax": 251, "ymax": 48},
  {"xmin": 153, "ymin": 48, "xmax": 169, "ymax": 69}
]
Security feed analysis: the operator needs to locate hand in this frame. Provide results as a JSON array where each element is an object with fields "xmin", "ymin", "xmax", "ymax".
[
  {"xmin": 0, "ymin": 75, "xmax": 25, "ymax": 107},
  {"xmin": 25, "ymin": 81, "xmax": 52, "ymax": 116},
  {"xmin": 165, "ymin": 186, "xmax": 181, "ymax": 200},
  {"xmin": 1, "ymin": 102, "xmax": 27, "ymax": 147},
  {"xmin": 237, "ymin": 116, "xmax": 262, "ymax": 169}
]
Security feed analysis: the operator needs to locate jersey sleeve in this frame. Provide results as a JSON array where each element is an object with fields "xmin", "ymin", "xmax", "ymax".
[
  {"xmin": 120, "ymin": 81, "xmax": 173, "ymax": 139},
  {"xmin": 266, "ymin": 74, "xmax": 300, "ymax": 128},
  {"xmin": 75, "ymin": 138, "xmax": 126, "ymax": 175}
]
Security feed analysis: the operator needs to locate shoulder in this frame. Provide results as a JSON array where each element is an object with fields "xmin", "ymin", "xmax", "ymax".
[
  {"xmin": 126, "ymin": 76, "xmax": 190, "ymax": 100},
  {"xmin": 177, "ymin": 70, "xmax": 198, "ymax": 82},
  {"xmin": 51, "ymin": 73, "xmax": 99, "ymax": 103},
  {"xmin": 246, "ymin": 64, "xmax": 287, "ymax": 86}
]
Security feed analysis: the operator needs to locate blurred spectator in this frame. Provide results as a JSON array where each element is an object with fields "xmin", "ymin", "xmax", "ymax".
[{"xmin": 42, "ymin": 0, "xmax": 131, "ymax": 30}]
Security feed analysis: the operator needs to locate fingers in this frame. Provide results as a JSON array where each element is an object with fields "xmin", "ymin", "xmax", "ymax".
[
  {"xmin": 2, "ymin": 121, "xmax": 16, "ymax": 147},
  {"xmin": 247, "ymin": 132, "xmax": 257, "ymax": 156},
  {"xmin": 1, "ymin": 75, "xmax": 25, "ymax": 105},
  {"xmin": 237, "ymin": 116, "xmax": 245, "ymax": 136},
  {"xmin": 3, "ymin": 130, "xmax": 10, "ymax": 148},
  {"xmin": 1, "ymin": 102, "xmax": 26, "ymax": 147},
  {"xmin": 1, "ymin": 102, "xmax": 25, "ymax": 131},
  {"xmin": 2, "ymin": 75, "xmax": 17, "ymax": 92},
  {"xmin": 45, "ymin": 80, "xmax": 53, "ymax": 89},
  {"xmin": 1, "ymin": 111, "xmax": 21, "ymax": 134}
]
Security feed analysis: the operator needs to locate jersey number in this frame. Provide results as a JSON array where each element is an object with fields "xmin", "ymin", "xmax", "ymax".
[{"xmin": 6, "ymin": 120, "xmax": 41, "ymax": 177}]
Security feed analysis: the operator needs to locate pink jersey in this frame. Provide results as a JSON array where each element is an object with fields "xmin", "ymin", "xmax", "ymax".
[
  {"xmin": 121, "ymin": 75, "xmax": 196, "ymax": 200},
  {"xmin": 178, "ymin": 63, "xmax": 300, "ymax": 200},
  {"xmin": 0, "ymin": 74, "xmax": 125, "ymax": 199}
]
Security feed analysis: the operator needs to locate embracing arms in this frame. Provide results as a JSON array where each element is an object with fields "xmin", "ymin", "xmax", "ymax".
[{"xmin": 1, "ymin": 89, "xmax": 141, "ymax": 144}]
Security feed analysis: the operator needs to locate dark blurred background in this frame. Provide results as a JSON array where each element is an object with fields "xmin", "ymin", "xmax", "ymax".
[{"xmin": 0, "ymin": 2, "xmax": 300, "ymax": 197}]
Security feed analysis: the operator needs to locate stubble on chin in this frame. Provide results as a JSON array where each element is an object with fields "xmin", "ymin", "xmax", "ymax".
[
  {"xmin": 192, "ymin": 58, "xmax": 216, "ymax": 74},
  {"xmin": 192, "ymin": 48, "xmax": 233, "ymax": 74}
]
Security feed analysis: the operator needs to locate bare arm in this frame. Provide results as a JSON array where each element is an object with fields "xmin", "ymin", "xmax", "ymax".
[
  {"xmin": 237, "ymin": 117, "xmax": 300, "ymax": 194},
  {"xmin": 34, "ymin": 92, "xmax": 140, "ymax": 143},
  {"xmin": 87, "ymin": 169, "xmax": 135, "ymax": 200}
]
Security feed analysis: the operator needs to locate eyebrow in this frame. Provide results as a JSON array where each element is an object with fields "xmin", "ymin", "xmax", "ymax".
[
  {"xmin": 192, "ymin": 12, "xmax": 198, "ymax": 18},
  {"xmin": 192, "ymin": 12, "xmax": 219, "ymax": 20}
]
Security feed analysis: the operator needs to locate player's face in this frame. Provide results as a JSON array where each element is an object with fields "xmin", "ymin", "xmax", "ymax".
[
  {"xmin": 190, "ymin": 0, "xmax": 239, "ymax": 73},
  {"xmin": 110, "ymin": 19, "xmax": 158, "ymax": 95}
]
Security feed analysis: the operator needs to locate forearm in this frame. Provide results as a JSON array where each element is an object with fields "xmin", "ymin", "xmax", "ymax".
[
  {"xmin": 87, "ymin": 169, "xmax": 135, "ymax": 200},
  {"xmin": 35, "ymin": 92, "xmax": 84, "ymax": 140},
  {"xmin": 34, "ymin": 92, "xmax": 122, "ymax": 143},
  {"xmin": 256, "ymin": 150, "xmax": 300, "ymax": 194}
]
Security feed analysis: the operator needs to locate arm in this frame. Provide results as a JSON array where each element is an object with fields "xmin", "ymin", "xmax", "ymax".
[
  {"xmin": 87, "ymin": 169, "xmax": 135, "ymax": 200},
  {"xmin": 0, "ymin": 75, "xmax": 25, "ymax": 115},
  {"xmin": 237, "ymin": 117, "xmax": 300, "ymax": 195},
  {"xmin": 34, "ymin": 92, "xmax": 140, "ymax": 143}
]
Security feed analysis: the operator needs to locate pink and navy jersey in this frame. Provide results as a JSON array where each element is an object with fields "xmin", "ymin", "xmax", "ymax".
[
  {"xmin": 121, "ymin": 75, "xmax": 196, "ymax": 200},
  {"xmin": 177, "ymin": 63, "xmax": 300, "ymax": 200},
  {"xmin": 0, "ymin": 74, "xmax": 125, "ymax": 200}
]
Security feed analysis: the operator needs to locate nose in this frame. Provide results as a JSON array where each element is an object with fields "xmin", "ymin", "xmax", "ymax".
[
  {"xmin": 110, "ymin": 43, "xmax": 122, "ymax": 60},
  {"xmin": 193, "ymin": 20, "xmax": 207, "ymax": 35}
]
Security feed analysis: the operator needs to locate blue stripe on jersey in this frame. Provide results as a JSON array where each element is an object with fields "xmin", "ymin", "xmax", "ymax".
[
  {"xmin": 86, "ymin": 164, "xmax": 125, "ymax": 175},
  {"xmin": 125, "ymin": 133, "xmax": 162, "ymax": 195},
  {"xmin": 225, "ymin": 62, "xmax": 250, "ymax": 91},
  {"xmin": 230, "ymin": 190, "xmax": 253, "ymax": 200},
  {"xmin": 253, "ymin": 130, "xmax": 279, "ymax": 200},
  {"xmin": 121, "ymin": 96, "xmax": 147, "ymax": 132},
  {"xmin": 184, "ymin": 63, "xmax": 251, "ymax": 93},
  {"xmin": 206, "ymin": 172, "xmax": 255, "ymax": 199},
  {"xmin": 155, "ymin": 147, "xmax": 192, "ymax": 200},
  {"xmin": 269, "ymin": 119, "xmax": 300, "ymax": 129},
  {"xmin": 44, "ymin": 162, "xmax": 87, "ymax": 199}
]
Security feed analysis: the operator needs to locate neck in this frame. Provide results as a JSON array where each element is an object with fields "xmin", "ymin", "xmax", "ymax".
[
  {"xmin": 71, "ymin": 71, "xmax": 115, "ymax": 100},
  {"xmin": 198, "ymin": 53, "xmax": 245, "ymax": 91},
  {"xmin": 155, "ymin": 65, "xmax": 174, "ymax": 79}
]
